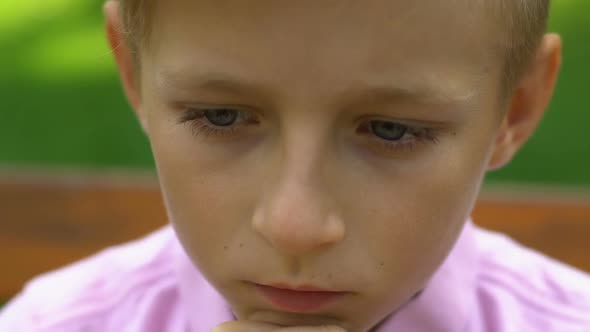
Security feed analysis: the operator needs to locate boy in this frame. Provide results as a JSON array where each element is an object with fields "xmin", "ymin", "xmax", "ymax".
[{"xmin": 1, "ymin": 0, "xmax": 589, "ymax": 331}]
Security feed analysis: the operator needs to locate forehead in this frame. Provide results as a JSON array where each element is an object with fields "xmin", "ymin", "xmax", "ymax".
[{"xmin": 145, "ymin": 0, "xmax": 500, "ymax": 105}]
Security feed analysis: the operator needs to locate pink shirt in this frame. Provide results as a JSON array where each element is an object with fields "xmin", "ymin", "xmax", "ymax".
[{"xmin": 1, "ymin": 220, "xmax": 589, "ymax": 331}]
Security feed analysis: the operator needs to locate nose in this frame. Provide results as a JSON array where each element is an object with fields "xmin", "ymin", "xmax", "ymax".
[{"xmin": 252, "ymin": 177, "xmax": 346, "ymax": 257}]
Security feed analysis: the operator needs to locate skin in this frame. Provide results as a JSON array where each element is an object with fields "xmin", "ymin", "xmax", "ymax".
[{"xmin": 104, "ymin": 0, "xmax": 561, "ymax": 331}]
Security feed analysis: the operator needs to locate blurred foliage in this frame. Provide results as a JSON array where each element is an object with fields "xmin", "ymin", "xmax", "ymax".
[
  {"xmin": 0, "ymin": 1, "xmax": 589, "ymax": 186},
  {"xmin": 0, "ymin": 0, "xmax": 153, "ymax": 169},
  {"xmin": 485, "ymin": 1, "xmax": 590, "ymax": 186}
]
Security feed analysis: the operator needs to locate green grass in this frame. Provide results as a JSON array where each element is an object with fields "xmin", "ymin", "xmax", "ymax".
[{"xmin": 0, "ymin": 1, "xmax": 589, "ymax": 186}]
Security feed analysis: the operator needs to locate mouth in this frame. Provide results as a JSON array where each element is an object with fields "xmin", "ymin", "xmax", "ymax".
[{"xmin": 252, "ymin": 282, "xmax": 349, "ymax": 313}]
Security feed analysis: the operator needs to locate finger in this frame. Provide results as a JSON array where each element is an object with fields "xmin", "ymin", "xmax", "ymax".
[
  {"xmin": 277, "ymin": 326, "xmax": 347, "ymax": 332},
  {"xmin": 211, "ymin": 320, "xmax": 280, "ymax": 332}
]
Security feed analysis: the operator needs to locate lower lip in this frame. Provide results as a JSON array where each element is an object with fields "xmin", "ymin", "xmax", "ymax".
[{"xmin": 254, "ymin": 284, "xmax": 346, "ymax": 313}]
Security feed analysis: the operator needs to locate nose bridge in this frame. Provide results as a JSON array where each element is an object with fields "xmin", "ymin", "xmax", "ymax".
[
  {"xmin": 281, "ymin": 114, "xmax": 329, "ymax": 183},
  {"xmin": 252, "ymin": 119, "xmax": 345, "ymax": 256}
]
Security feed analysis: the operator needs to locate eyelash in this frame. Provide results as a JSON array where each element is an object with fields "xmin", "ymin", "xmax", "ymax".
[
  {"xmin": 178, "ymin": 108, "xmax": 440, "ymax": 152},
  {"xmin": 178, "ymin": 108, "xmax": 259, "ymax": 138},
  {"xmin": 358, "ymin": 121, "xmax": 439, "ymax": 153}
]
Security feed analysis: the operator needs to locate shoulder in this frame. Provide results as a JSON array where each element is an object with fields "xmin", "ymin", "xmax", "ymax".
[
  {"xmin": 0, "ymin": 226, "xmax": 185, "ymax": 332},
  {"xmin": 471, "ymin": 226, "xmax": 590, "ymax": 331}
]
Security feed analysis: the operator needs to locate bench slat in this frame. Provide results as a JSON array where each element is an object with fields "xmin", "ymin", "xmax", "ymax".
[{"xmin": 1, "ymin": 175, "xmax": 589, "ymax": 299}]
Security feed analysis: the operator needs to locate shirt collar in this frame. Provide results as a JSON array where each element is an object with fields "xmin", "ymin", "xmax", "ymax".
[
  {"xmin": 175, "ymin": 219, "xmax": 478, "ymax": 332},
  {"xmin": 174, "ymin": 242, "xmax": 235, "ymax": 332},
  {"xmin": 377, "ymin": 219, "xmax": 478, "ymax": 331}
]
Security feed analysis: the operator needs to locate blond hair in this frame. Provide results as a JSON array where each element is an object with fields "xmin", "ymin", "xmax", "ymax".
[{"xmin": 117, "ymin": 0, "xmax": 549, "ymax": 93}]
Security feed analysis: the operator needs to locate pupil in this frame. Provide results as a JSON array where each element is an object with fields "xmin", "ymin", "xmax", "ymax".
[
  {"xmin": 205, "ymin": 109, "xmax": 238, "ymax": 126},
  {"xmin": 371, "ymin": 121, "xmax": 407, "ymax": 141}
]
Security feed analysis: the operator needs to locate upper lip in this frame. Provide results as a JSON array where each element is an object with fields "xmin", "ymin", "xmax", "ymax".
[{"xmin": 257, "ymin": 282, "xmax": 346, "ymax": 293}]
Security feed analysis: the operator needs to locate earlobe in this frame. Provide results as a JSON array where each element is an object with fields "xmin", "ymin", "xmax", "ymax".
[
  {"xmin": 487, "ymin": 117, "xmax": 516, "ymax": 171},
  {"xmin": 486, "ymin": 33, "xmax": 562, "ymax": 172},
  {"xmin": 104, "ymin": 0, "xmax": 148, "ymax": 133}
]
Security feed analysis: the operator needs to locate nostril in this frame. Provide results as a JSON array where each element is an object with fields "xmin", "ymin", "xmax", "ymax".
[
  {"xmin": 251, "ymin": 201, "xmax": 345, "ymax": 255},
  {"xmin": 323, "ymin": 213, "xmax": 346, "ymax": 244}
]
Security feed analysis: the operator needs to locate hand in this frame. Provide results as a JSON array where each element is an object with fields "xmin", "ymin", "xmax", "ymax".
[{"xmin": 212, "ymin": 320, "xmax": 347, "ymax": 332}]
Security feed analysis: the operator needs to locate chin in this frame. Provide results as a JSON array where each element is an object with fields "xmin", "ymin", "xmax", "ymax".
[{"xmin": 244, "ymin": 308, "xmax": 349, "ymax": 329}]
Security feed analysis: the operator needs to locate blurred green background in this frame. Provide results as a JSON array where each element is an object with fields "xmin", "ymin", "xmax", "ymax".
[{"xmin": 0, "ymin": 1, "xmax": 589, "ymax": 186}]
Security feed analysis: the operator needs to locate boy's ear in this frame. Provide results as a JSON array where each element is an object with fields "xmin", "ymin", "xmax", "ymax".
[
  {"xmin": 487, "ymin": 33, "xmax": 562, "ymax": 171},
  {"xmin": 104, "ymin": 0, "xmax": 148, "ymax": 134}
]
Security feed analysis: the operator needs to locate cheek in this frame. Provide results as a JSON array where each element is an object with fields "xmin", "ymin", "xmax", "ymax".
[
  {"xmin": 156, "ymin": 162, "xmax": 260, "ymax": 283},
  {"xmin": 355, "ymin": 127, "xmax": 495, "ymax": 281},
  {"xmin": 154, "ymin": 146, "xmax": 255, "ymax": 234},
  {"xmin": 145, "ymin": 115, "xmax": 261, "ymax": 268}
]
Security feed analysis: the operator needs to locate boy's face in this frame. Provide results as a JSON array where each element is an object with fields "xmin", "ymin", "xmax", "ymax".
[{"xmin": 109, "ymin": 0, "xmax": 556, "ymax": 331}]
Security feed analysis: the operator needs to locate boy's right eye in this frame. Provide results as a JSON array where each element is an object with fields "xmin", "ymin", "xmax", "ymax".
[
  {"xmin": 177, "ymin": 107, "xmax": 259, "ymax": 138},
  {"xmin": 203, "ymin": 108, "xmax": 240, "ymax": 127},
  {"xmin": 370, "ymin": 120, "xmax": 408, "ymax": 141}
]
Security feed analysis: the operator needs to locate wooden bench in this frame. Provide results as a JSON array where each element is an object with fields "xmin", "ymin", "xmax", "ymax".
[{"xmin": 1, "ymin": 170, "xmax": 589, "ymax": 300}]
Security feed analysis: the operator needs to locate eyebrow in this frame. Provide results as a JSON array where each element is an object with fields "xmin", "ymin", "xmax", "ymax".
[
  {"xmin": 156, "ymin": 70, "xmax": 273, "ymax": 101},
  {"xmin": 156, "ymin": 69, "xmax": 477, "ymax": 110},
  {"xmin": 340, "ymin": 81, "xmax": 477, "ymax": 108}
]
